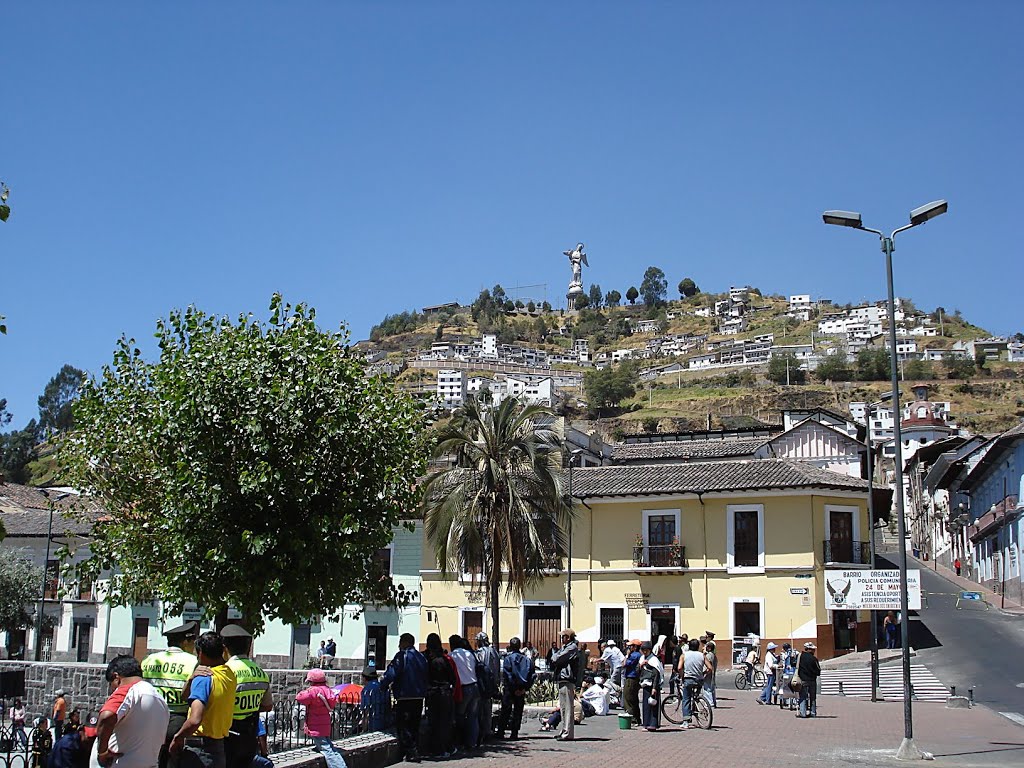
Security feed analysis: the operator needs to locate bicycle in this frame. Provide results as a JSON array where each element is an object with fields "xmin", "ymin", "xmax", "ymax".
[
  {"xmin": 733, "ymin": 667, "xmax": 766, "ymax": 690},
  {"xmin": 661, "ymin": 683, "xmax": 713, "ymax": 729}
]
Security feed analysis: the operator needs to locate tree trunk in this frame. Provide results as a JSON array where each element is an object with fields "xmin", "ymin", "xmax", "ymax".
[{"xmin": 489, "ymin": 570, "xmax": 500, "ymax": 645}]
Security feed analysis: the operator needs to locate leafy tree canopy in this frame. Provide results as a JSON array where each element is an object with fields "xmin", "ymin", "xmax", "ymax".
[
  {"xmin": 588, "ymin": 284, "xmax": 603, "ymax": 309},
  {"xmin": 584, "ymin": 362, "xmax": 639, "ymax": 416},
  {"xmin": 815, "ymin": 351, "xmax": 854, "ymax": 382},
  {"xmin": 605, "ymin": 290, "xmax": 621, "ymax": 307},
  {"xmin": 943, "ymin": 356, "xmax": 975, "ymax": 380},
  {"xmin": 766, "ymin": 352, "xmax": 806, "ymax": 385},
  {"xmin": 625, "ymin": 286, "xmax": 639, "ymax": 305},
  {"xmin": 678, "ymin": 278, "xmax": 699, "ymax": 298},
  {"xmin": 60, "ymin": 295, "xmax": 428, "ymax": 632},
  {"xmin": 0, "ymin": 551, "xmax": 41, "ymax": 633},
  {"xmin": 370, "ymin": 310, "xmax": 423, "ymax": 341},
  {"xmin": 38, "ymin": 364, "xmax": 87, "ymax": 437},
  {"xmin": 855, "ymin": 348, "xmax": 891, "ymax": 382},
  {"xmin": 640, "ymin": 267, "xmax": 668, "ymax": 307}
]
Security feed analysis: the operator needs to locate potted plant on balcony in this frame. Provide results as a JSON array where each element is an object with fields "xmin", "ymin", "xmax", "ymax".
[
  {"xmin": 634, "ymin": 534, "xmax": 647, "ymax": 567},
  {"xmin": 668, "ymin": 536, "xmax": 683, "ymax": 568}
]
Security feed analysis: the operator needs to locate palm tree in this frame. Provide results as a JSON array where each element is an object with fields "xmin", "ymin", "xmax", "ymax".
[{"xmin": 422, "ymin": 395, "xmax": 569, "ymax": 643}]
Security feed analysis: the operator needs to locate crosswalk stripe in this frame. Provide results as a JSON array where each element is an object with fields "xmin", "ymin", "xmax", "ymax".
[
  {"xmin": 1000, "ymin": 712, "xmax": 1024, "ymax": 727},
  {"xmin": 819, "ymin": 664, "xmax": 948, "ymax": 702}
]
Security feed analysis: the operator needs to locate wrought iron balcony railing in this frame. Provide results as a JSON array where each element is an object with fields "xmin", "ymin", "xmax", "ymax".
[
  {"xmin": 632, "ymin": 544, "xmax": 687, "ymax": 569},
  {"xmin": 822, "ymin": 540, "xmax": 872, "ymax": 565}
]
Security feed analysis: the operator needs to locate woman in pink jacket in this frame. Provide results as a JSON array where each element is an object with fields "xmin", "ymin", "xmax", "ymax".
[{"xmin": 296, "ymin": 669, "xmax": 346, "ymax": 768}]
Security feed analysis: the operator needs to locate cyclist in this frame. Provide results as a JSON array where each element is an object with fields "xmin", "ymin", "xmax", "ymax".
[
  {"xmin": 743, "ymin": 645, "xmax": 759, "ymax": 686},
  {"xmin": 679, "ymin": 639, "xmax": 711, "ymax": 730}
]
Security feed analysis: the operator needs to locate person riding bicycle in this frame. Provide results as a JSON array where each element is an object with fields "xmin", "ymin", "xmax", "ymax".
[
  {"xmin": 743, "ymin": 645, "xmax": 759, "ymax": 686},
  {"xmin": 679, "ymin": 639, "xmax": 711, "ymax": 730}
]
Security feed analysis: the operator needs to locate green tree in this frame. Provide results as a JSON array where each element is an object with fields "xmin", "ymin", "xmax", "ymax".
[
  {"xmin": 0, "ymin": 552, "xmax": 42, "ymax": 634},
  {"xmin": 640, "ymin": 267, "xmax": 668, "ymax": 307},
  {"xmin": 574, "ymin": 293, "xmax": 590, "ymax": 310},
  {"xmin": 0, "ymin": 181, "xmax": 9, "ymax": 223},
  {"xmin": 903, "ymin": 359, "xmax": 935, "ymax": 380},
  {"xmin": 855, "ymin": 348, "xmax": 891, "ymax": 381},
  {"xmin": 588, "ymin": 284, "xmax": 603, "ymax": 309},
  {"xmin": 678, "ymin": 278, "xmax": 699, "ymax": 298},
  {"xmin": 0, "ymin": 420, "xmax": 38, "ymax": 485},
  {"xmin": 542, "ymin": 301, "xmax": 552, "ymax": 313},
  {"xmin": 36, "ymin": 365, "xmax": 87, "ymax": 437},
  {"xmin": 767, "ymin": 353, "xmax": 806, "ymax": 385},
  {"xmin": 626, "ymin": 286, "xmax": 639, "ymax": 305},
  {"xmin": 943, "ymin": 356, "xmax": 975, "ymax": 380},
  {"xmin": 815, "ymin": 351, "xmax": 854, "ymax": 382},
  {"xmin": 605, "ymin": 290, "xmax": 621, "ymax": 307},
  {"xmin": 526, "ymin": 301, "xmax": 536, "ymax": 314},
  {"xmin": 59, "ymin": 295, "xmax": 427, "ymax": 631},
  {"xmin": 584, "ymin": 362, "xmax": 639, "ymax": 416},
  {"xmin": 421, "ymin": 396, "xmax": 567, "ymax": 644}
]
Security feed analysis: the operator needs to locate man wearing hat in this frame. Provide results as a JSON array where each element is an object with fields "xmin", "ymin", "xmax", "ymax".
[
  {"xmin": 758, "ymin": 642, "xmax": 779, "ymax": 705},
  {"xmin": 359, "ymin": 665, "xmax": 389, "ymax": 733},
  {"xmin": 143, "ymin": 620, "xmax": 200, "ymax": 768},
  {"xmin": 795, "ymin": 642, "xmax": 821, "ymax": 718},
  {"xmin": 48, "ymin": 713, "xmax": 97, "ymax": 768},
  {"xmin": 621, "ymin": 640, "xmax": 643, "ymax": 727},
  {"xmin": 221, "ymin": 625, "xmax": 273, "ymax": 768},
  {"xmin": 548, "ymin": 628, "xmax": 582, "ymax": 741}
]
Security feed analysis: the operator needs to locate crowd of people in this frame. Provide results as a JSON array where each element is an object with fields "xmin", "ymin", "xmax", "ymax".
[{"xmin": 744, "ymin": 640, "xmax": 823, "ymax": 718}]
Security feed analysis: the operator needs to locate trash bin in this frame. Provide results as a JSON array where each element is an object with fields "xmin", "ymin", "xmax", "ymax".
[{"xmin": 618, "ymin": 714, "xmax": 632, "ymax": 730}]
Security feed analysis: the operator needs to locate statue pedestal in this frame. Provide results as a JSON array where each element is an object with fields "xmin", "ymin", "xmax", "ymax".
[{"xmin": 567, "ymin": 284, "xmax": 584, "ymax": 313}]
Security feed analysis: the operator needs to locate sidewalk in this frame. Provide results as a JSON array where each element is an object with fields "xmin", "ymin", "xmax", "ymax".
[
  {"xmin": 910, "ymin": 554, "xmax": 1024, "ymax": 615},
  {"xmin": 454, "ymin": 688, "xmax": 1024, "ymax": 768}
]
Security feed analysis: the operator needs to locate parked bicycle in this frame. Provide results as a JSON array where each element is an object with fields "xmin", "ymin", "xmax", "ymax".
[
  {"xmin": 733, "ymin": 667, "xmax": 766, "ymax": 690},
  {"xmin": 661, "ymin": 683, "xmax": 713, "ymax": 729}
]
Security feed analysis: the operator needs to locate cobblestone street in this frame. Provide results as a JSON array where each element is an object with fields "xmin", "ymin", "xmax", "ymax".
[{"xmin": 461, "ymin": 689, "xmax": 1024, "ymax": 768}]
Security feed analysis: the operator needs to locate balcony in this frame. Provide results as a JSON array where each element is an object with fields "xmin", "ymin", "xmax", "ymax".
[
  {"xmin": 822, "ymin": 540, "xmax": 872, "ymax": 566},
  {"xmin": 632, "ymin": 545, "xmax": 687, "ymax": 572}
]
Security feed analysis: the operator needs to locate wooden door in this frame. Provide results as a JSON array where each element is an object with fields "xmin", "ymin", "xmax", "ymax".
[
  {"xmin": 132, "ymin": 618, "xmax": 149, "ymax": 661},
  {"xmin": 524, "ymin": 606, "xmax": 561, "ymax": 651},
  {"xmin": 462, "ymin": 610, "xmax": 483, "ymax": 641},
  {"xmin": 75, "ymin": 622, "xmax": 92, "ymax": 663},
  {"xmin": 830, "ymin": 510, "xmax": 854, "ymax": 562}
]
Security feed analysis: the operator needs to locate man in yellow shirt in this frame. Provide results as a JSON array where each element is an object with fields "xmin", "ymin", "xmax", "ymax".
[{"xmin": 169, "ymin": 632, "xmax": 237, "ymax": 768}]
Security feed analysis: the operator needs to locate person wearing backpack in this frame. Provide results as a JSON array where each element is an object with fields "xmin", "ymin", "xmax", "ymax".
[
  {"xmin": 473, "ymin": 632, "xmax": 500, "ymax": 745},
  {"xmin": 548, "ymin": 628, "xmax": 582, "ymax": 742},
  {"xmin": 496, "ymin": 637, "xmax": 534, "ymax": 740}
]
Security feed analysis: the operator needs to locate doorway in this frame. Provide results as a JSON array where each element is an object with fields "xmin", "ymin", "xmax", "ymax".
[
  {"xmin": 523, "ymin": 605, "xmax": 562, "ymax": 652},
  {"xmin": 732, "ymin": 601, "xmax": 762, "ymax": 638},
  {"xmin": 833, "ymin": 610, "xmax": 857, "ymax": 651},
  {"xmin": 132, "ymin": 618, "xmax": 149, "ymax": 661},
  {"xmin": 650, "ymin": 608, "xmax": 675, "ymax": 643},
  {"xmin": 461, "ymin": 610, "xmax": 483, "ymax": 641},
  {"xmin": 365, "ymin": 625, "xmax": 388, "ymax": 669},
  {"xmin": 74, "ymin": 621, "xmax": 92, "ymax": 663}
]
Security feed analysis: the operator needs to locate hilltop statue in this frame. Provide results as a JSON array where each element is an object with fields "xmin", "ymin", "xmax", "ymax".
[{"xmin": 564, "ymin": 242, "xmax": 588, "ymax": 299}]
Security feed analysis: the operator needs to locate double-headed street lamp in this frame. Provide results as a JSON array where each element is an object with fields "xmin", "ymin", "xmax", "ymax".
[{"xmin": 823, "ymin": 200, "xmax": 947, "ymax": 761}]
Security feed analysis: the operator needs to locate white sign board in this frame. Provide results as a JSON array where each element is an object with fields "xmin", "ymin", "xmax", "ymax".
[{"xmin": 824, "ymin": 569, "xmax": 922, "ymax": 611}]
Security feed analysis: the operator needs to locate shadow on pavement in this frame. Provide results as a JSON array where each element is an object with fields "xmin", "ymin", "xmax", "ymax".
[{"xmin": 930, "ymin": 744, "xmax": 1024, "ymax": 758}]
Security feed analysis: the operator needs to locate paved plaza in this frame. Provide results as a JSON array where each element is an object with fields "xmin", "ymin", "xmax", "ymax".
[{"xmin": 462, "ymin": 688, "xmax": 1024, "ymax": 768}]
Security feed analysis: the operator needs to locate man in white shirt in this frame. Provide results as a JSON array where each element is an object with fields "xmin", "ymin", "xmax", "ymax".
[
  {"xmin": 580, "ymin": 677, "xmax": 610, "ymax": 716},
  {"xmin": 93, "ymin": 655, "xmax": 170, "ymax": 768},
  {"xmin": 758, "ymin": 642, "xmax": 779, "ymax": 705},
  {"xmin": 449, "ymin": 635, "xmax": 480, "ymax": 749},
  {"xmin": 599, "ymin": 641, "xmax": 625, "ymax": 686}
]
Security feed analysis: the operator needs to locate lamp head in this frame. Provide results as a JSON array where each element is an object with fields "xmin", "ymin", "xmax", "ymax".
[
  {"xmin": 822, "ymin": 210, "xmax": 863, "ymax": 229},
  {"xmin": 909, "ymin": 200, "xmax": 947, "ymax": 226}
]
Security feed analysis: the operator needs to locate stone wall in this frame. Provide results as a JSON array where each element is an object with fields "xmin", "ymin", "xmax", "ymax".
[{"xmin": 0, "ymin": 661, "xmax": 365, "ymax": 719}]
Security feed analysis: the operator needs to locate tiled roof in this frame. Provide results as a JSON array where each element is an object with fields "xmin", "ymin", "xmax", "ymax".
[
  {"xmin": 0, "ymin": 482, "xmax": 102, "ymax": 537},
  {"xmin": 610, "ymin": 438, "xmax": 766, "ymax": 463},
  {"xmin": 0, "ymin": 509, "xmax": 95, "ymax": 537},
  {"xmin": 571, "ymin": 459, "xmax": 870, "ymax": 498}
]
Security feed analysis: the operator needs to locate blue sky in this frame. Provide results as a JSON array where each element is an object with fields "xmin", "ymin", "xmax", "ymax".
[{"xmin": 2, "ymin": 2, "xmax": 1021, "ymax": 425}]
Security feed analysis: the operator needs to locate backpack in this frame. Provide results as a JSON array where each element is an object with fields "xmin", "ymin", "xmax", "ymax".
[{"xmin": 476, "ymin": 657, "xmax": 499, "ymax": 699}]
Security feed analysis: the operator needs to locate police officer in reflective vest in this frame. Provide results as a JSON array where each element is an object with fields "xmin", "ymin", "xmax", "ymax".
[
  {"xmin": 142, "ymin": 620, "xmax": 200, "ymax": 768},
  {"xmin": 221, "ymin": 625, "xmax": 273, "ymax": 768}
]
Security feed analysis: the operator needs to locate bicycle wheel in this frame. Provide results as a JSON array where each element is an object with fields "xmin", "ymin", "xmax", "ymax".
[
  {"xmin": 693, "ymin": 695, "xmax": 714, "ymax": 730},
  {"xmin": 734, "ymin": 672, "xmax": 748, "ymax": 690},
  {"xmin": 753, "ymin": 670, "xmax": 767, "ymax": 688},
  {"xmin": 661, "ymin": 694, "xmax": 685, "ymax": 725}
]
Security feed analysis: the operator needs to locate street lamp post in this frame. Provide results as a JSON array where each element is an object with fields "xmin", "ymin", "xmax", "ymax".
[
  {"xmin": 824, "ymin": 200, "xmax": 947, "ymax": 761},
  {"xmin": 34, "ymin": 489, "xmax": 70, "ymax": 662},
  {"xmin": 566, "ymin": 449, "xmax": 584, "ymax": 624}
]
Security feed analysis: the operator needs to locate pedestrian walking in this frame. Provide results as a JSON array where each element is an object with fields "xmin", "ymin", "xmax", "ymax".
[
  {"xmin": 703, "ymin": 640, "xmax": 718, "ymax": 708},
  {"xmin": 294, "ymin": 669, "xmax": 345, "ymax": 768},
  {"xmin": 679, "ymin": 638, "xmax": 711, "ymax": 730},
  {"xmin": 381, "ymin": 633, "xmax": 427, "ymax": 763},
  {"xmin": 448, "ymin": 636, "xmax": 479, "ymax": 750},
  {"xmin": 9, "ymin": 698, "xmax": 28, "ymax": 747},
  {"xmin": 496, "ymin": 637, "xmax": 534, "ymax": 740},
  {"xmin": 424, "ymin": 633, "xmax": 457, "ymax": 759},
  {"xmin": 97, "ymin": 655, "xmax": 171, "ymax": 768},
  {"xmin": 883, "ymin": 611, "xmax": 898, "ymax": 650},
  {"xmin": 621, "ymin": 639, "xmax": 643, "ymax": 726},
  {"xmin": 637, "ymin": 642, "xmax": 663, "ymax": 731},
  {"xmin": 222, "ymin": 625, "xmax": 273, "ymax": 768},
  {"xmin": 473, "ymin": 632, "xmax": 500, "ymax": 744},
  {"xmin": 795, "ymin": 643, "xmax": 821, "ymax": 718},
  {"xmin": 758, "ymin": 642, "xmax": 778, "ymax": 705},
  {"xmin": 549, "ymin": 628, "xmax": 582, "ymax": 742},
  {"xmin": 142, "ymin": 619, "xmax": 200, "ymax": 768},
  {"xmin": 170, "ymin": 631, "xmax": 237, "ymax": 768},
  {"xmin": 954, "ymin": 557, "xmax": 962, "ymax": 576}
]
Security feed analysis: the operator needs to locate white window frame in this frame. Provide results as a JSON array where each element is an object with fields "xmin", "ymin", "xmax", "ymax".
[
  {"xmin": 647, "ymin": 603, "xmax": 680, "ymax": 642},
  {"xmin": 728, "ymin": 597, "xmax": 766, "ymax": 640},
  {"xmin": 458, "ymin": 606, "xmax": 485, "ymax": 638},
  {"xmin": 595, "ymin": 603, "xmax": 628, "ymax": 643},
  {"xmin": 726, "ymin": 503, "xmax": 765, "ymax": 574},
  {"xmin": 642, "ymin": 509, "xmax": 681, "ymax": 549},
  {"xmin": 824, "ymin": 504, "xmax": 861, "ymax": 547}
]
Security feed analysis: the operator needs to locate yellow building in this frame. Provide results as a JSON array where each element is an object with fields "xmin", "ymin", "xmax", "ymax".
[{"xmin": 420, "ymin": 459, "xmax": 878, "ymax": 661}]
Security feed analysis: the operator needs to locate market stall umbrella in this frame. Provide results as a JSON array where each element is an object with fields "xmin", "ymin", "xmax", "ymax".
[{"xmin": 332, "ymin": 683, "xmax": 363, "ymax": 704}]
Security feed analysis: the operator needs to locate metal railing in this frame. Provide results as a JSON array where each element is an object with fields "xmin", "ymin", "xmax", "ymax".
[
  {"xmin": 822, "ymin": 540, "xmax": 871, "ymax": 565},
  {"xmin": 0, "ymin": 717, "xmax": 41, "ymax": 768},
  {"xmin": 262, "ymin": 698, "xmax": 392, "ymax": 755},
  {"xmin": 632, "ymin": 545, "xmax": 687, "ymax": 569}
]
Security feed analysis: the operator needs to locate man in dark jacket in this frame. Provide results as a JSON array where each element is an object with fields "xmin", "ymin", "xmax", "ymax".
[
  {"xmin": 548, "ymin": 628, "xmax": 581, "ymax": 742},
  {"xmin": 622, "ymin": 640, "xmax": 643, "ymax": 726},
  {"xmin": 382, "ymin": 633, "xmax": 428, "ymax": 762},
  {"xmin": 796, "ymin": 642, "xmax": 821, "ymax": 718},
  {"xmin": 496, "ymin": 637, "xmax": 534, "ymax": 740}
]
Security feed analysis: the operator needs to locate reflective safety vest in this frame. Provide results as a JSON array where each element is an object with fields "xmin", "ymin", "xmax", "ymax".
[
  {"xmin": 141, "ymin": 648, "xmax": 199, "ymax": 714},
  {"xmin": 226, "ymin": 656, "xmax": 271, "ymax": 720}
]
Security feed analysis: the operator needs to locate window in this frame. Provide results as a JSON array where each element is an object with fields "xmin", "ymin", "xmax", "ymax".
[
  {"xmin": 727, "ymin": 504, "xmax": 764, "ymax": 572},
  {"xmin": 648, "ymin": 514, "xmax": 676, "ymax": 546},
  {"xmin": 374, "ymin": 547, "xmax": 393, "ymax": 576},
  {"xmin": 599, "ymin": 608, "xmax": 624, "ymax": 643},
  {"xmin": 44, "ymin": 560, "xmax": 60, "ymax": 600}
]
